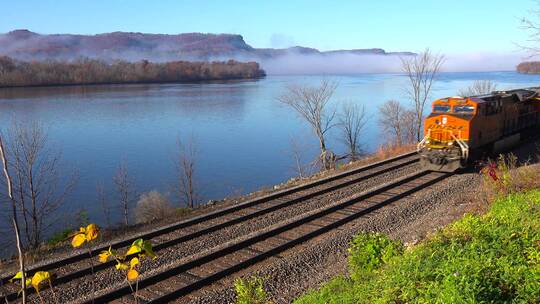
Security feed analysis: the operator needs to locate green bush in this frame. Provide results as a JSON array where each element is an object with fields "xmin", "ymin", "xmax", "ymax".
[
  {"xmin": 234, "ymin": 276, "xmax": 272, "ymax": 304},
  {"xmin": 347, "ymin": 232, "xmax": 403, "ymax": 282},
  {"xmin": 47, "ymin": 228, "xmax": 73, "ymax": 246},
  {"xmin": 294, "ymin": 276, "xmax": 355, "ymax": 304},
  {"xmin": 295, "ymin": 190, "xmax": 540, "ymax": 304}
]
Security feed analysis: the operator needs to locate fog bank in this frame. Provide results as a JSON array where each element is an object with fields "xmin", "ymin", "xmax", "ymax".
[{"xmin": 259, "ymin": 52, "xmax": 526, "ymax": 75}]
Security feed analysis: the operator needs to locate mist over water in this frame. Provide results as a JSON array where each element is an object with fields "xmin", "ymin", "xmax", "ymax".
[
  {"xmin": 260, "ymin": 54, "xmax": 404, "ymax": 75},
  {"xmin": 259, "ymin": 52, "xmax": 526, "ymax": 75}
]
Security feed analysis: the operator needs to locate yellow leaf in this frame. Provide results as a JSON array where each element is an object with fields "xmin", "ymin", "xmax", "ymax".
[
  {"xmin": 85, "ymin": 224, "xmax": 99, "ymax": 241},
  {"xmin": 98, "ymin": 251, "xmax": 111, "ymax": 263},
  {"xmin": 129, "ymin": 257, "xmax": 139, "ymax": 269},
  {"xmin": 9, "ymin": 271, "xmax": 25, "ymax": 282},
  {"xmin": 71, "ymin": 233, "xmax": 86, "ymax": 248},
  {"xmin": 127, "ymin": 269, "xmax": 139, "ymax": 281},
  {"xmin": 125, "ymin": 244, "xmax": 142, "ymax": 256},
  {"xmin": 116, "ymin": 262, "xmax": 129, "ymax": 271},
  {"xmin": 31, "ymin": 271, "xmax": 51, "ymax": 292},
  {"xmin": 9, "ymin": 272, "xmax": 31, "ymax": 289}
]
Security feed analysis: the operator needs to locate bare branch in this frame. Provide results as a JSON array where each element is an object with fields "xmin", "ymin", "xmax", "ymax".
[
  {"xmin": 173, "ymin": 137, "xmax": 199, "ymax": 208},
  {"xmin": 401, "ymin": 48, "xmax": 445, "ymax": 141},
  {"xmin": 519, "ymin": 2, "xmax": 540, "ymax": 57},
  {"xmin": 338, "ymin": 103, "xmax": 367, "ymax": 161},
  {"xmin": 278, "ymin": 79, "xmax": 338, "ymax": 170},
  {"xmin": 458, "ymin": 80, "xmax": 497, "ymax": 97},
  {"xmin": 113, "ymin": 161, "xmax": 135, "ymax": 226},
  {"xmin": 0, "ymin": 133, "xmax": 27, "ymax": 303},
  {"xmin": 378, "ymin": 100, "xmax": 417, "ymax": 146},
  {"xmin": 3, "ymin": 122, "xmax": 76, "ymax": 248}
]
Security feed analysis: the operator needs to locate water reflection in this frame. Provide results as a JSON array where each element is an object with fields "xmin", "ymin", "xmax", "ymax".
[{"xmin": 1, "ymin": 72, "xmax": 540, "ymax": 244}]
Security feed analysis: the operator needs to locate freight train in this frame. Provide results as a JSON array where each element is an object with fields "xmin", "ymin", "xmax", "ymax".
[{"xmin": 417, "ymin": 87, "xmax": 540, "ymax": 172}]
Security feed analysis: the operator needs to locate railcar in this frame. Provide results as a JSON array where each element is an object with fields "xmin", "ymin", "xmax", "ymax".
[{"xmin": 417, "ymin": 87, "xmax": 540, "ymax": 172}]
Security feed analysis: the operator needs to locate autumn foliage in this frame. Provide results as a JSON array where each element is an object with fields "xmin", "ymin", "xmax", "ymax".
[{"xmin": 0, "ymin": 56, "xmax": 266, "ymax": 87}]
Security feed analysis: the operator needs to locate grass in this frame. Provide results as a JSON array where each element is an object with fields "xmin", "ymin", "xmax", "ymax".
[
  {"xmin": 295, "ymin": 188, "xmax": 540, "ymax": 304},
  {"xmin": 234, "ymin": 276, "xmax": 272, "ymax": 304},
  {"xmin": 46, "ymin": 228, "xmax": 74, "ymax": 246}
]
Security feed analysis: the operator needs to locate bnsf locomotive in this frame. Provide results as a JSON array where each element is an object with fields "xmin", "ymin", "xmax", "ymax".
[{"xmin": 417, "ymin": 87, "xmax": 540, "ymax": 172}]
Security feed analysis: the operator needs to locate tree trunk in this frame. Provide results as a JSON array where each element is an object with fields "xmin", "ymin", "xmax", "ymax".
[
  {"xmin": 13, "ymin": 217, "xmax": 27, "ymax": 304},
  {"xmin": 0, "ymin": 136, "xmax": 27, "ymax": 303},
  {"xmin": 28, "ymin": 169, "xmax": 39, "ymax": 248}
]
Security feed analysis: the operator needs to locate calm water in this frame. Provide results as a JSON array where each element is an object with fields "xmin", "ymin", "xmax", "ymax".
[{"xmin": 1, "ymin": 72, "xmax": 540, "ymax": 240}]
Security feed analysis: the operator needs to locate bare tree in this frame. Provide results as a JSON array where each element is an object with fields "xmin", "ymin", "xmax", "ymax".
[
  {"xmin": 278, "ymin": 80, "xmax": 338, "ymax": 170},
  {"xmin": 401, "ymin": 49, "xmax": 445, "ymax": 141},
  {"xmin": 401, "ymin": 109, "xmax": 418, "ymax": 145},
  {"xmin": 519, "ymin": 3, "xmax": 540, "ymax": 56},
  {"xmin": 458, "ymin": 80, "xmax": 497, "ymax": 97},
  {"xmin": 174, "ymin": 138, "xmax": 198, "ymax": 208},
  {"xmin": 378, "ymin": 100, "xmax": 405, "ymax": 146},
  {"xmin": 5, "ymin": 122, "xmax": 77, "ymax": 248},
  {"xmin": 378, "ymin": 100, "xmax": 417, "ymax": 146},
  {"xmin": 96, "ymin": 181, "xmax": 110, "ymax": 228},
  {"xmin": 338, "ymin": 103, "xmax": 367, "ymax": 161},
  {"xmin": 0, "ymin": 134, "xmax": 27, "ymax": 303},
  {"xmin": 288, "ymin": 137, "xmax": 313, "ymax": 178},
  {"xmin": 113, "ymin": 162, "xmax": 135, "ymax": 226}
]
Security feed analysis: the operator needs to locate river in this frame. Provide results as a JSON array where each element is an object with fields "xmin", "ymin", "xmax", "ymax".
[{"xmin": 0, "ymin": 71, "xmax": 539, "ymax": 247}]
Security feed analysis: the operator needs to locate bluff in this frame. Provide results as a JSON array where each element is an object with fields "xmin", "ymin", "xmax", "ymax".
[{"xmin": 0, "ymin": 29, "xmax": 414, "ymax": 62}]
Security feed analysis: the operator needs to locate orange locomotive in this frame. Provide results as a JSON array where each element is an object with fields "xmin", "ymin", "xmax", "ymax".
[{"xmin": 417, "ymin": 87, "xmax": 540, "ymax": 172}]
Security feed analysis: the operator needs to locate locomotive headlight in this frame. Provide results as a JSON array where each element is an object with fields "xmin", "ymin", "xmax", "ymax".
[{"xmin": 447, "ymin": 141, "xmax": 454, "ymax": 146}]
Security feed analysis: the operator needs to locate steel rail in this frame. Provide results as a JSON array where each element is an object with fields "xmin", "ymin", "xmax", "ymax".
[
  {"xmin": 1, "ymin": 152, "xmax": 419, "ymax": 302},
  {"xmin": 1, "ymin": 151, "xmax": 416, "ymax": 285},
  {"xmin": 85, "ymin": 170, "xmax": 451, "ymax": 303}
]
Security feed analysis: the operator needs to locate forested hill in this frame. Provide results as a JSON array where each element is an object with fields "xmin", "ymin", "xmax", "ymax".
[{"xmin": 0, "ymin": 29, "xmax": 414, "ymax": 62}]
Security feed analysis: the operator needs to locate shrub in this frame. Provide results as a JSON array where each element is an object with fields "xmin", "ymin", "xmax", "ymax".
[
  {"xmin": 134, "ymin": 191, "xmax": 174, "ymax": 224},
  {"xmin": 347, "ymin": 232, "xmax": 403, "ymax": 282},
  {"xmin": 294, "ymin": 190, "xmax": 540, "ymax": 304},
  {"xmin": 294, "ymin": 276, "xmax": 355, "ymax": 304},
  {"xmin": 47, "ymin": 228, "xmax": 73, "ymax": 246},
  {"xmin": 234, "ymin": 276, "xmax": 272, "ymax": 304},
  {"xmin": 480, "ymin": 154, "xmax": 540, "ymax": 201}
]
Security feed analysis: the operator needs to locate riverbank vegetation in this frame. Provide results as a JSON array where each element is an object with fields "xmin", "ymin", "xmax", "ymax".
[
  {"xmin": 0, "ymin": 56, "xmax": 266, "ymax": 87},
  {"xmin": 293, "ymin": 158, "xmax": 540, "ymax": 303}
]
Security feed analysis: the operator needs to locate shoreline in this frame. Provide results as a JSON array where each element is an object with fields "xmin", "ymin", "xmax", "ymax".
[{"xmin": 0, "ymin": 75, "xmax": 266, "ymax": 90}]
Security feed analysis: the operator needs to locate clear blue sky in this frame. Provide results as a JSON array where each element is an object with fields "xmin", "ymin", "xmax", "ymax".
[{"xmin": 0, "ymin": 0, "xmax": 536, "ymax": 54}]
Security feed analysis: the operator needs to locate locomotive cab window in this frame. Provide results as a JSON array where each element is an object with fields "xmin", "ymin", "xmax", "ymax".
[
  {"xmin": 433, "ymin": 105, "xmax": 451, "ymax": 113},
  {"xmin": 453, "ymin": 105, "xmax": 475, "ymax": 114}
]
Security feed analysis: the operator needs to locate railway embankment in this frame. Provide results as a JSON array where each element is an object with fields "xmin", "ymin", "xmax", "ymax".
[
  {"xmin": 189, "ymin": 141, "xmax": 540, "ymax": 304},
  {"xmin": 1, "ymin": 142, "xmax": 538, "ymax": 303},
  {"xmin": 294, "ymin": 186, "xmax": 540, "ymax": 303}
]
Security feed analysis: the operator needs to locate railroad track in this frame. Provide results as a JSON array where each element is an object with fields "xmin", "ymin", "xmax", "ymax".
[
  {"xmin": 90, "ymin": 170, "xmax": 452, "ymax": 303},
  {"xmin": 0, "ymin": 151, "xmax": 420, "ymax": 303}
]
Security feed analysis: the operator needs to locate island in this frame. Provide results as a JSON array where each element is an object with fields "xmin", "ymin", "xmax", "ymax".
[{"xmin": 0, "ymin": 56, "xmax": 266, "ymax": 88}]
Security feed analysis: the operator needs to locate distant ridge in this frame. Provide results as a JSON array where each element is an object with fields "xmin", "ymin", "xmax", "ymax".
[{"xmin": 0, "ymin": 29, "xmax": 415, "ymax": 62}]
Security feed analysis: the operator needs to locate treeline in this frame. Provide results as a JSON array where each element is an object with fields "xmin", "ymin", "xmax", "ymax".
[
  {"xmin": 516, "ymin": 61, "xmax": 540, "ymax": 74},
  {"xmin": 0, "ymin": 56, "xmax": 266, "ymax": 87}
]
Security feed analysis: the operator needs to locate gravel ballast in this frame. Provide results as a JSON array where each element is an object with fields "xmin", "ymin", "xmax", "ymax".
[{"xmin": 186, "ymin": 172, "xmax": 482, "ymax": 304}]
